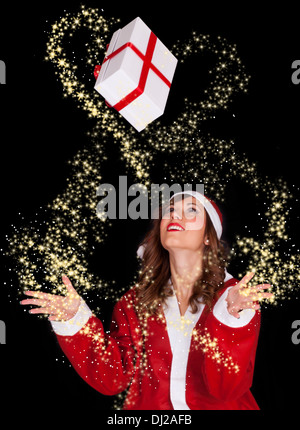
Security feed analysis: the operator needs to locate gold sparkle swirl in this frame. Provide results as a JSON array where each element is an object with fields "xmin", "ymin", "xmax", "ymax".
[{"xmin": 192, "ymin": 327, "xmax": 240, "ymax": 373}]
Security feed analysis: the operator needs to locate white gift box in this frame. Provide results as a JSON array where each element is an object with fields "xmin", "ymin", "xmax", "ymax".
[{"xmin": 94, "ymin": 17, "xmax": 178, "ymax": 132}]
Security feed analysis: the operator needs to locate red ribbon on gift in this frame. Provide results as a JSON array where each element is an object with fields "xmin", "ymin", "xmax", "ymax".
[
  {"xmin": 94, "ymin": 65, "xmax": 101, "ymax": 79},
  {"xmin": 97, "ymin": 32, "xmax": 171, "ymax": 112}
]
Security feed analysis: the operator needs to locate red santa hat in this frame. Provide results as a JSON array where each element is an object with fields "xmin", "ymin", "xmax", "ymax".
[{"xmin": 137, "ymin": 191, "xmax": 223, "ymax": 259}]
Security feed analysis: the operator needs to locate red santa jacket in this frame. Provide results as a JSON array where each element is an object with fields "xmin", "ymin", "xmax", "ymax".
[{"xmin": 54, "ymin": 277, "xmax": 260, "ymax": 410}]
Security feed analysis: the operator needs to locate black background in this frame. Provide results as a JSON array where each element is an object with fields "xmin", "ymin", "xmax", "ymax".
[{"xmin": 0, "ymin": 1, "xmax": 300, "ymax": 426}]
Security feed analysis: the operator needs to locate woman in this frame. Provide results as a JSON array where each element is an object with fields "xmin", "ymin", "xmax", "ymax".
[{"xmin": 21, "ymin": 191, "xmax": 273, "ymax": 410}]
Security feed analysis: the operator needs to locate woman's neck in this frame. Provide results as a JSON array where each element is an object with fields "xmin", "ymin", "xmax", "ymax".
[{"xmin": 168, "ymin": 249, "xmax": 203, "ymax": 315}]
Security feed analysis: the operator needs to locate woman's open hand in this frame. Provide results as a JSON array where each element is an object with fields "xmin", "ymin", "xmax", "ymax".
[
  {"xmin": 20, "ymin": 275, "xmax": 81, "ymax": 322},
  {"xmin": 226, "ymin": 272, "xmax": 274, "ymax": 319}
]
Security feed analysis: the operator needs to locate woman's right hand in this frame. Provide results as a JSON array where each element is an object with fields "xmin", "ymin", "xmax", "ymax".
[{"xmin": 20, "ymin": 275, "xmax": 81, "ymax": 322}]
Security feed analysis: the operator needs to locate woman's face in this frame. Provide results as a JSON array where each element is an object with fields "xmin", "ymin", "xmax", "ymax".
[{"xmin": 160, "ymin": 196, "xmax": 207, "ymax": 253}]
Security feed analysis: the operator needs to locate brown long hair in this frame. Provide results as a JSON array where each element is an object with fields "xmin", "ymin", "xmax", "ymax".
[{"xmin": 136, "ymin": 197, "xmax": 229, "ymax": 315}]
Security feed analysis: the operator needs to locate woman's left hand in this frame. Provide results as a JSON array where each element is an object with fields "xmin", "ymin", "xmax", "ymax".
[
  {"xmin": 20, "ymin": 275, "xmax": 81, "ymax": 321},
  {"xmin": 226, "ymin": 272, "xmax": 274, "ymax": 318}
]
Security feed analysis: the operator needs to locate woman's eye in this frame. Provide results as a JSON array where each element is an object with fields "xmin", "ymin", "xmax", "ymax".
[
  {"xmin": 184, "ymin": 207, "xmax": 200, "ymax": 218},
  {"xmin": 162, "ymin": 207, "xmax": 173, "ymax": 217}
]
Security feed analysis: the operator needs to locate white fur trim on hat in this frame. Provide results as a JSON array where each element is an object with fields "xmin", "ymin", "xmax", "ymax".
[{"xmin": 171, "ymin": 191, "xmax": 222, "ymax": 239}]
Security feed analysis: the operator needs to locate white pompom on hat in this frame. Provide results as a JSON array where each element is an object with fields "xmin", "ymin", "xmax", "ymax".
[{"xmin": 137, "ymin": 191, "xmax": 223, "ymax": 259}]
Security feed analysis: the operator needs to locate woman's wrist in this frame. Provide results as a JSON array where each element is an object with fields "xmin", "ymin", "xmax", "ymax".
[{"xmin": 50, "ymin": 298, "xmax": 93, "ymax": 336}]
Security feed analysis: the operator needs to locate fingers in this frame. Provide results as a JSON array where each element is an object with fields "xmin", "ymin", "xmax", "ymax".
[
  {"xmin": 239, "ymin": 300, "xmax": 261, "ymax": 310},
  {"xmin": 28, "ymin": 307, "xmax": 69, "ymax": 322},
  {"xmin": 29, "ymin": 307, "xmax": 66, "ymax": 317},
  {"xmin": 23, "ymin": 290, "xmax": 58, "ymax": 300},
  {"xmin": 21, "ymin": 291, "xmax": 63, "ymax": 316},
  {"xmin": 247, "ymin": 284, "xmax": 273, "ymax": 295},
  {"xmin": 29, "ymin": 307, "xmax": 53, "ymax": 315},
  {"xmin": 231, "ymin": 272, "xmax": 255, "ymax": 291},
  {"xmin": 48, "ymin": 315, "xmax": 63, "ymax": 322},
  {"xmin": 238, "ymin": 292, "xmax": 274, "ymax": 312},
  {"xmin": 21, "ymin": 296, "xmax": 61, "ymax": 314},
  {"xmin": 253, "ymin": 292, "xmax": 274, "ymax": 301},
  {"xmin": 228, "ymin": 307, "xmax": 241, "ymax": 319},
  {"xmin": 229, "ymin": 300, "xmax": 260, "ymax": 318},
  {"xmin": 21, "ymin": 276, "xmax": 77, "ymax": 303},
  {"xmin": 239, "ymin": 286, "xmax": 274, "ymax": 302},
  {"xmin": 235, "ymin": 273, "xmax": 274, "ymax": 300},
  {"xmin": 62, "ymin": 275, "xmax": 77, "ymax": 296},
  {"xmin": 24, "ymin": 302, "xmax": 70, "ymax": 319},
  {"xmin": 239, "ymin": 271, "xmax": 255, "ymax": 287},
  {"xmin": 249, "ymin": 284, "xmax": 272, "ymax": 291},
  {"xmin": 20, "ymin": 298, "xmax": 50, "ymax": 307}
]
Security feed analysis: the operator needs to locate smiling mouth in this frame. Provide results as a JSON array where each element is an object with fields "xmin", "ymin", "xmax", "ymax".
[{"xmin": 167, "ymin": 223, "xmax": 185, "ymax": 232}]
